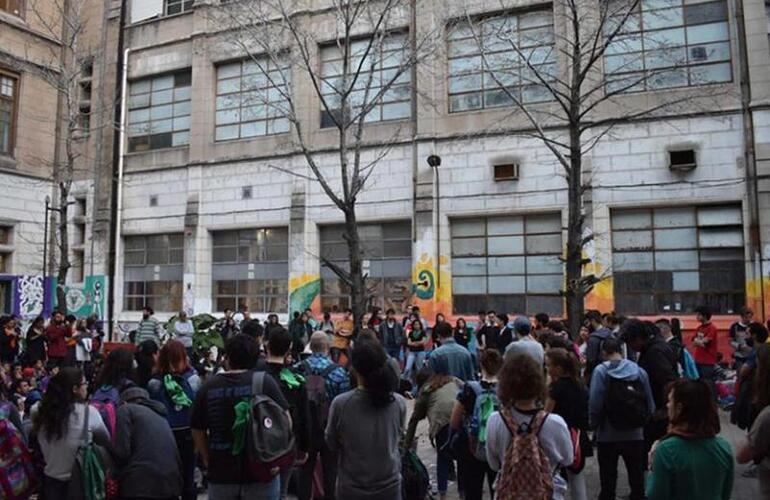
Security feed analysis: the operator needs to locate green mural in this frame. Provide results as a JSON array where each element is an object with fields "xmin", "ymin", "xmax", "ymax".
[
  {"xmin": 51, "ymin": 275, "xmax": 107, "ymax": 318},
  {"xmin": 288, "ymin": 276, "xmax": 321, "ymax": 314}
]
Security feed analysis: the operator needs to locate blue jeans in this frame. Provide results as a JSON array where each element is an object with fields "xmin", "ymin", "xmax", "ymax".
[
  {"xmin": 386, "ymin": 346, "xmax": 402, "ymax": 362},
  {"xmin": 209, "ymin": 477, "xmax": 281, "ymax": 500},
  {"xmin": 404, "ymin": 350, "xmax": 427, "ymax": 391},
  {"xmin": 436, "ymin": 426, "xmax": 452, "ymax": 494}
]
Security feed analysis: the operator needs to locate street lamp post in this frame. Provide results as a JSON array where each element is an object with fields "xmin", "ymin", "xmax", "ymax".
[
  {"xmin": 427, "ymin": 155, "xmax": 442, "ymax": 289},
  {"xmin": 42, "ymin": 195, "xmax": 50, "ymax": 315}
]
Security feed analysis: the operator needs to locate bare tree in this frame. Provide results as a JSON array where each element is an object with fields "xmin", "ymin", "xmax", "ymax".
[
  {"xmin": 455, "ymin": 0, "xmax": 728, "ymax": 334},
  {"xmin": 214, "ymin": 0, "xmax": 438, "ymax": 327}
]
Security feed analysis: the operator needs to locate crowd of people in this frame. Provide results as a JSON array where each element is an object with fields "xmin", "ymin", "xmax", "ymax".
[{"xmin": 0, "ymin": 303, "xmax": 769, "ymax": 500}]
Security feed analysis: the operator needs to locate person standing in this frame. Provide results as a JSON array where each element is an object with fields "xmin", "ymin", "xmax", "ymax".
[
  {"xmin": 135, "ymin": 306, "xmax": 163, "ymax": 347},
  {"xmin": 730, "ymin": 307, "xmax": 754, "ymax": 370},
  {"xmin": 429, "ymin": 322, "xmax": 474, "ymax": 382},
  {"xmin": 0, "ymin": 316, "xmax": 20, "ymax": 364},
  {"xmin": 477, "ymin": 311, "xmax": 499, "ymax": 352},
  {"xmin": 191, "ymin": 334, "xmax": 289, "ymax": 500},
  {"xmin": 45, "ymin": 311, "xmax": 70, "ymax": 368},
  {"xmin": 647, "ymin": 379, "xmax": 734, "ymax": 500},
  {"xmin": 173, "ymin": 311, "xmax": 196, "ymax": 357},
  {"xmin": 325, "ymin": 339, "xmax": 406, "ymax": 500},
  {"xmin": 24, "ymin": 316, "xmax": 47, "ymax": 366},
  {"xmin": 504, "ymin": 316, "xmax": 545, "ymax": 367},
  {"xmin": 737, "ymin": 343, "xmax": 770, "ymax": 497},
  {"xmin": 33, "ymin": 367, "xmax": 110, "ymax": 500},
  {"xmin": 331, "ymin": 309, "xmax": 354, "ymax": 365},
  {"xmin": 404, "ymin": 318, "xmax": 429, "ymax": 391},
  {"xmin": 378, "ymin": 309, "xmax": 405, "ymax": 361},
  {"xmin": 584, "ymin": 310, "xmax": 614, "ymax": 382},
  {"xmin": 692, "ymin": 305, "xmax": 719, "ymax": 399},
  {"xmin": 147, "ymin": 340, "xmax": 201, "ymax": 500},
  {"xmin": 589, "ymin": 338, "xmax": 655, "ymax": 500},
  {"xmin": 453, "ymin": 318, "xmax": 471, "ymax": 349}
]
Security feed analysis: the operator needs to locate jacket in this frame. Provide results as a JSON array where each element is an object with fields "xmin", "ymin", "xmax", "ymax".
[
  {"xmin": 428, "ymin": 339, "xmax": 475, "ymax": 382},
  {"xmin": 589, "ymin": 359, "xmax": 655, "ymax": 442},
  {"xmin": 637, "ymin": 335, "xmax": 679, "ymax": 410},
  {"xmin": 113, "ymin": 386, "xmax": 182, "ymax": 498},
  {"xmin": 404, "ymin": 377, "xmax": 463, "ymax": 448},
  {"xmin": 377, "ymin": 321, "xmax": 405, "ymax": 350},
  {"xmin": 585, "ymin": 327, "xmax": 614, "ymax": 378}
]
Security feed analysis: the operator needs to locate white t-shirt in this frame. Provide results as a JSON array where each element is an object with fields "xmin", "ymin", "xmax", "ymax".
[{"xmin": 486, "ymin": 408, "xmax": 573, "ymax": 500}]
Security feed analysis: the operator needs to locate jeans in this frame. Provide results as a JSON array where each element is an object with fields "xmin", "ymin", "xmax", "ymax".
[
  {"xmin": 298, "ymin": 444, "xmax": 338, "ymax": 500},
  {"xmin": 208, "ymin": 478, "xmax": 280, "ymax": 500},
  {"xmin": 566, "ymin": 469, "xmax": 588, "ymax": 500},
  {"xmin": 597, "ymin": 440, "xmax": 646, "ymax": 500},
  {"xmin": 697, "ymin": 363, "xmax": 717, "ymax": 400},
  {"xmin": 279, "ymin": 466, "xmax": 293, "ymax": 499},
  {"xmin": 403, "ymin": 350, "xmax": 427, "ymax": 393},
  {"xmin": 459, "ymin": 456, "xmax": 495, "ymax": 500},
  {"xmin": 42, "ymin": 475, "xmax": 69, "ymax": 500},
  {"xmin": 174, "ymin": 428, "xmax": 197, "ymax": 500},
  {"xmin": 385, "ymin": 346, "xmax": 402, "ymax": 363},
  {"xmin": 435, "ymin": 426, "xmax": 452, "ymax": 494}
]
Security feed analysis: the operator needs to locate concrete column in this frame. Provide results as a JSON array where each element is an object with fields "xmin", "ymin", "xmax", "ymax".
[{"xmin": 288, "ymin": 188, "xmax": 321, "ymax": 316}]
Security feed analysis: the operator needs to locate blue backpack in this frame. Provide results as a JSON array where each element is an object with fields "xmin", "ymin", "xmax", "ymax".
[
  {"xmin": 467, "ymin": 381, "xmax": 499, "ymax": 461},
  {"xmin": 148, "ymin": 371, "xmax": 196, "ymax": 430},
  {"xmin": 681, "ymin": 348, "xmax": 699, "ymax": 380}
]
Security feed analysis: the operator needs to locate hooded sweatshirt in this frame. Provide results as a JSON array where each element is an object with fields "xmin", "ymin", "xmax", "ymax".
[
  {"xmin": 585, "ymin": 327, "xmax": 615, "ymax": 378},
  {"xmin": 589, "ymin": 359, "xmax": 655, "ymax": 442},
  {"xmin": 113, "ymin": 386, "xmax": 182, "ymax": 498}
]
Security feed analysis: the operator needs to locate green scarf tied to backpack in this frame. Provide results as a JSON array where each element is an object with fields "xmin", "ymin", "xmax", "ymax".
[
  {"xmin": 231, "ymin": 399, "xmax": 250, "ymax": 455},
  {"xmin": 279, "ymin": 368, "xmax": 305, "ymax": 390},
  {"xmin": 163, "ymin": 375, "xmax": 192, "ymax": 408}
]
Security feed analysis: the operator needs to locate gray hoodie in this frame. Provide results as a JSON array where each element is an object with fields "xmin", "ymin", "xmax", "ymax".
[
  {"xmin": 588, "ymin": 359, "xmax": 655, "ymax": 442},
  {"xmin": 113, "ymin": 387, "xmax": 182, "ymax": 498}
]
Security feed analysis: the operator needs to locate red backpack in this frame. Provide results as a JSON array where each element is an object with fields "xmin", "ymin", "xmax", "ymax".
[{"xmin": 496, "ymin": 409, "xmax": 553, "ymax": 500}]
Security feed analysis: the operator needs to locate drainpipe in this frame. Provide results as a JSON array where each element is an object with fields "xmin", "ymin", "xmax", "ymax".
[{"xmin": 733, "ymin": 0, "xmax": 765, "ymax": 320}]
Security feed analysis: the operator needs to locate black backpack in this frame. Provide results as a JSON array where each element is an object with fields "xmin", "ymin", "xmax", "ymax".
[{"xmin": 604, "ymin": 374, "xmax": 650, "ymax": 430}]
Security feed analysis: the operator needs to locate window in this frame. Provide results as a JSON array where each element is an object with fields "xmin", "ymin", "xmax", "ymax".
[
  {"xmin": 77, "ymin": 60, "xmax": 93, "ymax": 137},
  {"xmin": 320, "ymin": 33, "xmax": 411, "ymax": 128},
  {"xmin": 0, "ymin": 226, "xmax": 11, "ymax": 274},
  {"xmin": 215, "ymin": 57, "xmax": 290, "ymax": 141},
  {"xmin": 124, "ymin": 234, "xmax": 184, "ymax": 311},
  {"xmin": 0, "ymin": 0, "xmax": 23, "ymax": 17},
  {"xmin": 128, "ymin": 71, "xmax": 191, "ymax": 151},
  {"xmin": 0, "ymin": 72, "xmax": 18, "ymax": 156},
  {"xmin": 611, "ymin": 205, "xmax": 745, "ymax": 315},
  {"xmin": 165, "ymin": 0, "xmax": 193, "ymax": 16},
  {"xmin": 447, "ymin": 9, "xmax": 555, "ymax": 112},
  {"xmin": 320, "ymin": 221, "xmax": 412, "ymax": 313},
  {"xmin": 212, "ymin": 228, "xmax": 289, "ymax": 312},
  {"xmin": 451, "ymin": 213, "xmax": 563, "ymax": 315},
  {"xmin": 604, "ymin": 0, "xmax": 732, "ymax": 92}
]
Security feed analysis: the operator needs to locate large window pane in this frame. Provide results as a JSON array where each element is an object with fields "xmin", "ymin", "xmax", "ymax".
[{"xmin": 128, "ymin": 71, "xmax": 191, "ymax": 152}]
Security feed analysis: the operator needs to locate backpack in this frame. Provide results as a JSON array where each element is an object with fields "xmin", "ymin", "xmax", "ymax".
[
  {"xmin": 302, "ymin": 360, "xmax": 339, "ymax": 440},
  {"xmin": 243, "ymin": 371, "xmax": 295, "ymax": 483},
  {"xmin": 496, "ymin": 409, "xmax": 553, "ymax": 500},
  {"xmin": 90, "ymin": 385, "xmax": 119, "ymax": 438},
  {"xmin": 67, "ymin": 406, "xmax": 115, "ymax": 500},
  {"xmin": 681, "ymin": 348, "xmax": 699, "ymax": 380},
  {"xmin": 152, "ymin": 372, "xmax": 196, "ymax": 429},
  {"xmin": 467, "ymin": 381, "xmax": 499, "ymax": 461},
  {"xmin": 0, "ymin": 416, "xmax": 36, "ymax": 500},
  {"xmin": 604, "ymin": 371, "xmax": 650, "ymax": 430},
  {"xmin": 401, "ymin": 449, "xmax": 430, "ymax": 500}
]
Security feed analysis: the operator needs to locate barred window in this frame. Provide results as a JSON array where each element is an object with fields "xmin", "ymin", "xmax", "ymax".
[
  {"xmin": 320, "ymin": 33, "xmax": 411, "ymax": 128},
  {"xmin": 320, "ymin": 221, "xmax": 412, "ymax": 313},
  {"xmin": 447, "ymin": 9, "xmax": 555, "ymax": 112},
  {"xmin": 215, "ymin": 57, "xmax": 290, "ymax": 141},
  {"xmin": 451, "ymin": 213, "xmax": 563, "ymax": 315},
  {"xmin": 611, "ymin": 205, "xmax": 745, "ymax": 314},
  {"xmin": 124, "ymin": 234, "xmax": 184, "ymax": 311},
  {"xmin": 604, "ymin": 0, "xmax": 732, "ymax": 92},
  {"xmin": 128, "ymin": 71, "xmax": 191, "ymax": 151},
  {"xmin": 212, "ymin": 228, "xmax": 289, "ymax": 313}
]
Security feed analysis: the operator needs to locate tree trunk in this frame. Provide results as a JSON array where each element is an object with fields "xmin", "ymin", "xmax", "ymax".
[
  {"xmin": 565, "ymin": 124, "xmax": 584, "ymax": 338},
  {"xmin": 56, "ymin": 182, "xmax": 71, "ymax": 314},
  {"xmin": 344, "ymin": 208, "xmax": 366, "ymax": 332}
]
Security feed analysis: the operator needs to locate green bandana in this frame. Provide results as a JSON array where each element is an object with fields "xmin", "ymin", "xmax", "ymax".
[
  {"xmin": 279, "ymin": 368, "xmax": 305, "ymax": 390},
  {"xmin": 231, "ymin": 399, "xmax": 250, "ymax": 455},
  {"xmin": 163, "ymin": 375, "xmax": 192, "ymax": 408}
]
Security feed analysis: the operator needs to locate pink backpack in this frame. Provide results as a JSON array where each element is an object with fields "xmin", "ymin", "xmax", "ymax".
[{"xmin": 496, "ymin": 409, "xmax": 553, "ymax": 500}]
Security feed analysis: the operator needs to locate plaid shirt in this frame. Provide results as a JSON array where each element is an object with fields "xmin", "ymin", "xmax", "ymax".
[{"xmin": 296, "ymin": 353, "xmax": 351, "ymax": 400}]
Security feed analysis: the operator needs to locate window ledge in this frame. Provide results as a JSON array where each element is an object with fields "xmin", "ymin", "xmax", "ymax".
[
  {"xmin": 124, "ymin": 145, "xmax": 189, "ymax": 156},
  {"xmin": 0, "ymin": 155, "xmax": 17, "ymax": 170},
  {"xmin": 128, "ymin": 9, "xmax": 194, "ymax": 28},
  {"xmin": 214, "ymin": 131, "xmax": 292, "ymax": 145}
]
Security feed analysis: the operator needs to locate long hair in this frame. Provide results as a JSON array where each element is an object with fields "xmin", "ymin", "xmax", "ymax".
[
  {"xmin": 351, "ymin": 339, "xmax": 396, "ymax": 407},
  {"xmin": 754, "ymin": 344, "xmax": 770, "ymax": 409},
  {"xmin": 34, "ymin": 367, "xmax": 83, "ymax": 441},
  {"xmin": 155, "ymin": 340, "xmax": 190, "ymax": 375},
  {"xmin": 26, "ymin": 316, "xmax": 44, "ymax": 335},
  {"xmin": 96, "ymin": 348, "xmax": 136, "ymax": 388},
  {"xmin": 546, "ymin": 348, "xmax": 583, "ymax": 388},
  {"xmin": 668, "ymin": 379, "xmax": 720, "ymax": 438}
]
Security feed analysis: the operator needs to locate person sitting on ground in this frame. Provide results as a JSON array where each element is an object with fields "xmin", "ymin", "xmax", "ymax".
[{"xmin": 646, "ymin": 379, "xmax": 734, "ymax": 500}]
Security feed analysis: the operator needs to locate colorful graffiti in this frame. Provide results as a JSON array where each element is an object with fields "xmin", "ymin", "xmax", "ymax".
[
  {"xmin": 411, "ymin": 253, "xmax": 451, "ymax": 318},
  {"xmin": 50, "ymin": 275, "xmax": 107, "ymax": 319},
  {"xmin": 289, "ymin": 273, "xmax": 321, "ymax": 314}
]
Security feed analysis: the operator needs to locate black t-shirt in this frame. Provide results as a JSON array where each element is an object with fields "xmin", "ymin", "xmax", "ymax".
[
  {"xmin": 548, "ymin": 377, "xmax": 588, "ymax": 431},
  {"xmin": 479, "ymin": 325, "xmax": 500, "ymax": 351},
  {"xmin": 190, "ymin": 370, "xmax": 289, "ymax": 484},
  {"xmin": 264, "ymin": 362, "xmax": 312, "ymax": 454},
  {"xmin": 408, "ymin": 329, "xmax": 427, "ymax": 352}
]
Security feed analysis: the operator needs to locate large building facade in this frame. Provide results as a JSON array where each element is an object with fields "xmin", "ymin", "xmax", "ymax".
[{"xmin": 2, "ymin": 0, "xmax": 770, "ymax": 332}]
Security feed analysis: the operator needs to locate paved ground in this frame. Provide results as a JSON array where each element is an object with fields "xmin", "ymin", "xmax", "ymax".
[{"xmin": 409, "ymin": 407, "xmax": 759, "ymax": 500}]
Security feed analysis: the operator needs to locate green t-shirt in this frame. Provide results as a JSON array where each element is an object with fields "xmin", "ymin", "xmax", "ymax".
[
  {"xmin": 646, "ymin": 435, "xmax": 734, "ymax": 500},
  {"xmin": 408, "ymin": 329, "xmax": 426, "ymax": 350}
]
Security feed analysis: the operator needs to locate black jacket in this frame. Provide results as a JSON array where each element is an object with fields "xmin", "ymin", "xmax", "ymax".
[
  {"xmin": 113, "ymin": 387, "xmax": 182, "ymax": 498},
  {"xmin": 264, "ymin": 362, "xmax": 312, "ymax": 454},
  {"xmin": 637, "ymin": 335, "xmax": 679, "ymax": 410}
]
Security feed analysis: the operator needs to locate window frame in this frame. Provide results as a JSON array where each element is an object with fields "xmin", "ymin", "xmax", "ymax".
[
  {"xmin": 164, "ymin": 0, "xmax": 194, "ymax": 17},
  {"xmin": 127, "ymin": 70, "xmax": 192, "ymax": 152},
  {"xmin": 450, "ymin": 212, "xmax": 564, "ymax": 315},
  {"xmin": 123, "ymin": 233, "xmax": 184, "ymax": 312},
  {"xmin": 610, "ymin": 204, "xmax": 745, "ymax": 315},
  {"xmin": 0, "ymin": 224, "xmax": 12, "ymax": 274},
  {"xmin": 0, "ymin": 0, "xmax": 25, "ymax": 18},
  {"xmin": 0, "ymin": 69, "xmax": 20, "ymax": 157}
]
